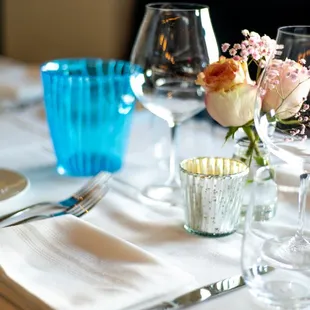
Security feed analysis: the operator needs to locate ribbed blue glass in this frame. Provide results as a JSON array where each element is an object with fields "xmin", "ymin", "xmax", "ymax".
[{"xmin": 41, "ymin": 58, "xmax": 136, "ymax": 176}]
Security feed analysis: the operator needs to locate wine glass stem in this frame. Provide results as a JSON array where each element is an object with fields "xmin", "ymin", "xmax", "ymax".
[
  {"xmin": 165, "ymin": 122, "xmax": 179, "ymax": 186},
  {"xmin": 296, "ymin": 173, "xmax": 310, "ymax": 239}
]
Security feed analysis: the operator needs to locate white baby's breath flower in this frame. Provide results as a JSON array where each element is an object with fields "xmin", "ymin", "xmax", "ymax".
[
  {"xmin": 241, "ymin": 29, "xmax": 249, "ymax": 36},
  {"xmin": 249, "ymin": 31, "xmax": 260, "ymax": 38}
]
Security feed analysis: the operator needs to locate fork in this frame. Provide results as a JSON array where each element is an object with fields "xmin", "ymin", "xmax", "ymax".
[
  {"xmin": 0, "ymin": 178, "xmax": 110, "ymax": 228},
  {"xmin": 0, "ymin": 172, "xmax": 111, "ymax": 223}
]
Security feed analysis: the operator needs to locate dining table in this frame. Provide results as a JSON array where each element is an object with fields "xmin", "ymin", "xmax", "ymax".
[{"xmin": 0, "ymin": 103, "xmax": 303, "ymax": 310}]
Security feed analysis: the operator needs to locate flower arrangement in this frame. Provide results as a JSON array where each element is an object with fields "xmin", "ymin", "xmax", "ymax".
[{"xmin": 196, "ymin": 30, "xmax": 310, "ymax": 167}]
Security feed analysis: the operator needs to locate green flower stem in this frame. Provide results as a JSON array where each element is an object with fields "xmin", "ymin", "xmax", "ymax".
[
  {"xmin": 225, "ymin": 123, "xmax": 269, "ymax": 168},
  {"xmin": 256, "ymin": 66, "xmax": 262, "ymax": 81},
  {"xmin": 242, "ymin": 126, "xmax": 268, "ymax": 168}
]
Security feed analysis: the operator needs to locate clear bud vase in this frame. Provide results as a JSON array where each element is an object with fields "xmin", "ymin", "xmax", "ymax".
[{"xmin": 232, "ymin": 127, "xmax": 278, "ymax": 222}]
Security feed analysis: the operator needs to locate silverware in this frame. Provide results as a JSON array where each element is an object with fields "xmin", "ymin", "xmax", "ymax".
[
  {"xmin": 141, "ymin": 266, "xmax": 273, "ymax": 310},
  {"xmin": 41, "ymin": 145, "xmax": 178, "ymax": 207},
  {"xmin": 0, "ymin": 172, "xmax": 111, "ymax": 228},
  {"xmin": 0, "ymin": 172, "xmax": 111, "ymax": 222}
]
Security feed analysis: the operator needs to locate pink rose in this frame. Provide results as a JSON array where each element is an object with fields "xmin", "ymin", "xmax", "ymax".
[{"xmin": 262, "ymin": 59, "xmax": 310, "ymax": 119}]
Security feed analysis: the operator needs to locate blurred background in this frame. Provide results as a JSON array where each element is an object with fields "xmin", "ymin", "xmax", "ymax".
[
  {"xmin": 0, "ymin": 0, "xmax": 309, "ymax": 120},
  {"xmin": 0, "ymin": 0, "xmax": 309, "ymax": 64}
]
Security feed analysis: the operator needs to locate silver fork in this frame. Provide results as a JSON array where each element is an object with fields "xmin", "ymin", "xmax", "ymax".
[
  {"xmin": 0, "ymin": 178, "xmax": 109, "ymax": 228},
  {"xmin": 0, "ymin": 172, "xmax": 111, "ymax": 223}
]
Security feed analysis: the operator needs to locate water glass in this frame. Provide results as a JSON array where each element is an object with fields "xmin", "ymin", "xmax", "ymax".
[
  {"xmin": 41, "ymin": 58, "xmax": 136, "ymax": 176},
  {"xmin": 180, "ymin": 157, "xmax": 249, "ymax": 236}
]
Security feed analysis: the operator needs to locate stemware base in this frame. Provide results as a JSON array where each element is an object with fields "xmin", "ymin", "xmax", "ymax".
[
  {"xmin": 0, "ymin": 169, "xmax": 29, "ymax": 201},
  {"xmin": 251, "ymin": 280, "xmax": 310, "ymax": 310},
  {"xmin": 142, "ymin": 184, "xmax": 182, "ymax": 206},
  {"xmin": 261, "ymin": 236, "xmax": 310, "ymax": 270},
  {"xmin": 246, "ymin": 264, "xmax": 310, "ymax": 310}
]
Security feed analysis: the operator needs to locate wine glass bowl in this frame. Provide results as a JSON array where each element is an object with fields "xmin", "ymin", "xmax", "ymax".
[
  {"xmin": 255, "ymin": 26, "xmax": 310, "ymax": 168},
  {"xmin": 131, "ymin": 69, "xmax": 206, "ymax": 125},
  {"xmin": 130, "ymin": 2, "xmax": 219, "ymax": 204}
]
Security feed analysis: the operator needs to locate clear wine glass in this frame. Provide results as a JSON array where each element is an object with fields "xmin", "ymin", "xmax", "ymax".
[
  {"xmin": 242, "ymin": 167, "xmax": 310, "ymax": 309},
  {"xmin": 130, "ymin": 2, "xmax": 218, "ymax": 204},
  {"xmin": 250, "ymin": 25, "xmax": 310, "ymax": 306}
]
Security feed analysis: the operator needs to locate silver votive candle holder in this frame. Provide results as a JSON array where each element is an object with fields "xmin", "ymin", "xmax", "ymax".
[{"xmin": 179, "ymin": 157, "xmax": 249, "ymax": 237}]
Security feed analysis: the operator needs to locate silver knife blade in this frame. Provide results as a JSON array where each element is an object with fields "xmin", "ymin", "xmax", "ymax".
[{"xmin": 143, "ymin": 265, "xmax": 273, "ymax": 310}]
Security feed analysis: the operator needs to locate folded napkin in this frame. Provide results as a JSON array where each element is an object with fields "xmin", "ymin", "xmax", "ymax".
[{"xmin": 0, "ymin": 215, "xmax": 196, "ymax": 310}]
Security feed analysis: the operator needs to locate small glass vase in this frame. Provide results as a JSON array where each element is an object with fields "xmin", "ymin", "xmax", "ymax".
[{"xmin": 232, "ymin": 128, "xmax": 278, "ymax": 222}]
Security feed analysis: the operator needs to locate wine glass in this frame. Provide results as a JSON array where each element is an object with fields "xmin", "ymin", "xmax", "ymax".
[
  {"xmin": 242, "ymin": 166, "xmax": 310, "ymax": 309},
  {"xmin": 249, "ymin": 25, "xmax": 310, "ymax": 307},
  {"xmin": 130, "ymin": 2, "xmax": 219, "ymax": 204}
]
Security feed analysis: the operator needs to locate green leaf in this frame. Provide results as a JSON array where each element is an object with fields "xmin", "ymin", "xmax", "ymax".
[
  {"xmin": 243, "ymin": 119, "xmax": 254, "ymax": 127},
  {"xmin": 239, "ymin": 157, "xmax": 248, "ymax": 164},
  {"xmin": 224, "ymin": 126, "xmax": 239, "ymax": 143},
  {"xmin": 267, "ymin": 114, "xmax": 277, "ymax": 123},
  {"xmin": 254, "ymin": 156, "xmax": 268, "ymax": 167},
  {"xmin": 269, "ymin": 167, "xmax": 275, "ymax": 180},
  {"xmin": 277, "ymin": 119, "xmax": 300, "ymax": 125}
]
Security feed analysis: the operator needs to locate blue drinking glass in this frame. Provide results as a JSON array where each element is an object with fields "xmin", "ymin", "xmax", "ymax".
[{"xmin": 41, "ymin": 58, "xmax": 136, "ymax": 176}]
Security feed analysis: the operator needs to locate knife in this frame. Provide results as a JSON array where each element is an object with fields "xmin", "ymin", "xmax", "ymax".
[{"xmin": 142, "ymin": 265, "xmax": 273, "ymax": 310}]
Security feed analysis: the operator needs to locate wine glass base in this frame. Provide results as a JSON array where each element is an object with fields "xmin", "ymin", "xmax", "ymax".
[
  {"xmin": 251, "ymin": 280, "xmax": 310, "ymax": 310},
  {"xmin": 261, "ymin": 236, "xmax": 310, "ymax": 270},
  {"xmin": 0, "ymin": 169, "xmax": 29, "ymax": 202},
  {"xmin": 142, "ymin": 184, "xmax": 182, "ymax": 206}
]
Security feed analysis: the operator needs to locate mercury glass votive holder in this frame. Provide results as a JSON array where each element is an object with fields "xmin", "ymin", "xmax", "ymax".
[{"xmin": 180, "ymin": 157, "xmax": 249, "ymax": 237}]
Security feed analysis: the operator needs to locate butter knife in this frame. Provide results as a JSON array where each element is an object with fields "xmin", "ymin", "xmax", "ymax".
[{"xmin": 143, "ymin": 265, "xmax": 273, "ymax": 310}]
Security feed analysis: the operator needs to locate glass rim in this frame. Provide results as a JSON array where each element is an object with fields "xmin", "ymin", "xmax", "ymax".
[
  {"xmin": 40, "ymin": 58, "xmax": 139, "ymax": 78},
  {"xmin": 179, "ymin": 157, "xmax": 249, "ymax": 178},
  {"xmin": 146, "ymin": 2, "xmax": 209, "ymax": 11},
  {"xmin": 40, "ymin": 57, "xmax": 133, "ymax": 69},
  {"xmin": 278, "ymin": 25, "xmax": 310, "ymax": 37}
]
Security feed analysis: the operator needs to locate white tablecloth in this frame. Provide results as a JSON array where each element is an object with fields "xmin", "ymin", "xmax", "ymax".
[{"xmin": 0, "ymin": 106, "xmax": 302, "ymax": 310}]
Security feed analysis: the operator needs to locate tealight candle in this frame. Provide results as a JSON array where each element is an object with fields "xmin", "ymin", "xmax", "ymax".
[{"xmin": 179, "ymin": 157, "xmax": 249, "ymax": 237}]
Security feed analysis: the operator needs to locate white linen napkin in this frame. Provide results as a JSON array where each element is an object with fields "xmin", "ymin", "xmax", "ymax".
[{"xmin": 0, "ymin": 215, "xmax": 196, "ymax": 310}]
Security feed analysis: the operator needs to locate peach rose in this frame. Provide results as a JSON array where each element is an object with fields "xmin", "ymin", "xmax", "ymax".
[
  {"xmin": 196, "ymin": 56, "xmax": 257, "ymax": 127},
  {"xmin": 196, "ymin": 56, "xmax": 254, "ymax": 91},
  {"xmin": 205, "ymin": 84, "xmax": 259, "ymax": 127},
  {"xmin": 263, "ymin": 59, "xmax": 310, "ymax": 119}
]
